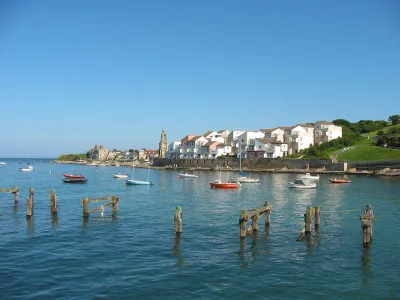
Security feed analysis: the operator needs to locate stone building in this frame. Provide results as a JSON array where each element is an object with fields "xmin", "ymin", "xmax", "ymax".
[{"xmin": 159, "ymin": 129, "xmax": 168, "ymax": 158}]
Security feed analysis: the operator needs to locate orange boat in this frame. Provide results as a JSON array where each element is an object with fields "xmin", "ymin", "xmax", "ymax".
[
  {"xmin": 64, "ymin": 174, "xmax": 85, "ymax": 179},
  {"xmin": 329, "ymin": 178, "xmax": 351, "ymax": 183},
  {"xmin": 210, "ymin": 180, "xmax": 240, "ymax": 189}
]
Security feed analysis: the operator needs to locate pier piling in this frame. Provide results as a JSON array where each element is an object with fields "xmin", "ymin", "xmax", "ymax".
[
  {"xmin": 26, "ymin": 198, "xmax": 33, "ymax": 219},
  {"xmin": 81, "ymin": 196, "xmax": 120, "ymax": 219},
  {"xmin": 360, "ymin": 205, "xmax": 375, "ymax": 248},
  {"xmin": 0, "ymin": 186, "xmax": 20, "ymax": 203},
  {"xmin": 174, "ymin": 206, "xmax": 183, "ymax": 235},
  {"xmin": 297, "ymin": 206, "xmax": 321, "ymax": 241},
  {"xmin": 239, "ymin": 201, "xmax": 272, "ymax": 240},
  {"xmin": 49, "ymin": 189, "xmax": 58, "ymax": 215}
]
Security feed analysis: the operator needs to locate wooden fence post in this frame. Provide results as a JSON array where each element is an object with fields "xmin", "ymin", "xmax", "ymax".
[
  {"xmin": 174, "ymin": 206, "xmax": 183, "ymax": 235},
  {"xmin": 239, "ymin": 210, "xmax": 248, "ymax": 239},
  {"xmin": 305, "ymin": 207, "xmax": 313, "ymax": 234}
]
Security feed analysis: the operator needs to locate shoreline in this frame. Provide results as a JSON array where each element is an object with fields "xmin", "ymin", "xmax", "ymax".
[{"xmin": 54, "ymin": 160, "xmax": 400, "ymax": 177}]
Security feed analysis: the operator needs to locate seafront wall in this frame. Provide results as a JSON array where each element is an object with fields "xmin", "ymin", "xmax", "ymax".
[{"xmin": 153, "ymin": 158, "xmax": 348, "ymax": 171}]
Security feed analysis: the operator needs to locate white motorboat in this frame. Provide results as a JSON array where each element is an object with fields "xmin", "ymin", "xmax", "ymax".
[
  {"xmin": 19, "ymin": 166, "xmax": 34, "ymax": 172},
  {"xmin": 87, "ymin": 162, "xmax": 98, "ymax": 166},
  {"xmin": 178, "ymin": 172, "xmax": 198, "ymax": 178},
  {"xmin": 0, "ymin": 162, "xmax": 6, "ymax": 165},
  {"xmin": 231, "ymin": 176, "xmax": 259, "ymax": 183},
  {"xmin": 113, "ymin": 173, "xmax": 129, "ymax": 179},
  {"xmin": 302, "ymin": 173, "xmax": 320, "ymax": 180},
  {"xmin": 288, "ymin": 179, "xmax": 316, "ymax": 189}
]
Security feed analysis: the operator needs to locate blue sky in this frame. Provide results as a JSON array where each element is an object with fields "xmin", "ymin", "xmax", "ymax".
[{"xmin": 1, "ymin": 0, "xmax": 399, "ymax": 157}]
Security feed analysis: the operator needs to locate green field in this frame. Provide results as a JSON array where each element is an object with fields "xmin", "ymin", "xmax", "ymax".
[{"xmin": 338, "ymin": 139, "xmax": 400, "ymax": 161}]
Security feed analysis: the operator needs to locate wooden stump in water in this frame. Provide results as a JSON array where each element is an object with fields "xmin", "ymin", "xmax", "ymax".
[
  {"xmin": 239, "ymin": 210, "xmax": 248, "ymax": 239},
  {"xmin": 251, "ymin": 209, "xmax": 259, "ymax": 233},
  {"xmin": 360, "ymin": 205, "xmax": 375, "ymax": 248},
  {"xmin": 314, "ymin": 206, "xmax": 321, "ymax": 231},
  {"xmin": 82, "ymin": 197, "xmax": 89, "ymax": 218},
  {"xmin": 26, "ymin": 198, "xmax": 33, "ymax": 219},
  {"xmin": 13, "ymin": 190, "xmax": 19, "ymax": 203},
  {"xmin": 49, "ymin": 189, "xmax": 58, "ymax": 215},
  {"xmin": 174, "ymin": 206, "xmax": 183, "ymax": 235},
  {"xmin": 29, "ymin": 188, "xmax": 34, "ymax": 206},
  {"xmin": 112, "ymin": 196, "xmax": 119, "ymax": 215},
  {"xmin": 305, "ymin": 207, "xmax": 313, "ymax": 235},
  {"xmin": 264, "ymin": 201, "xmax": 271, "ymax": 227}
]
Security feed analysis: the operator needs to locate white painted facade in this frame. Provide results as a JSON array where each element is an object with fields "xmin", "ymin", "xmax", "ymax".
[
  {"xmin": 255, "ymin": 139, "xmax": 288, "ymax": 158},
  {"xmin": 314, "ymin": 121, "xmax": 342, "ymax": 145},
  {"xmin": 237, "ymin": 131, "xmax": 265, "ymax": 158},
  {"xmin": 290, "ymin": 125, "xmax": 315, "ymax": 153}
]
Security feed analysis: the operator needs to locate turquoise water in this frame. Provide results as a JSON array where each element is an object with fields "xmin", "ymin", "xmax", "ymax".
[{"xmin": 0, "ymin": 159, "xmax": 399, "ymax": 299}]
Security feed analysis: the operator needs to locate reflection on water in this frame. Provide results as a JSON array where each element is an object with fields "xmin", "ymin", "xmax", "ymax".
[
  {"xmin": 361, "ymin": 248, "xmax": 373, "ymax": 288},
  {"xmin": 26, "ymin": 218, "xmax": 34, "ymax": 236},
  {"xmin": 173, "ymin": 235, "xmax": 185, "ymax": 267},
  {"xmin": 238, "ymin": 239, "xmax": 248, "ymax": 268},
  {"xmin": 51, "ymin": 215, "xmax": 58, "ymax": 228},
  {"xmin": 13, "ymin": 203, "xmax": 18, "ymax": 214}
]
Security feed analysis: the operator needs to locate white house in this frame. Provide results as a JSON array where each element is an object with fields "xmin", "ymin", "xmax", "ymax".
[
  {"xmin": 255, "ymin": 138, "xmax": 288, "ymax": 158},
  {"xmin": 215, "ymin": 143, "xmax": 232, "ymax": 157},
  {"xmin": 260, "ymin": 128, "xmax": 285, "ymax": 142},
  {"xmin": 217, "ymin": 129, "xmax": 230, "ymax": 144},
  {"xmin": 314, "ymin": 121, "xmax": 342, "ymax": 145},
  {"xmin": 202, "ymin": 130, "xmax": 225, "ymax": 143},
  {"xmin": 166, "ymin": 142, "xmax": 181, "ymax": 159},
  {"xmin": 237, "ymin": 131, "xmax": 265, "ymax": 158},
  {"xmin": 290, "ymin": 124, "xmax": 314, "ymax": 154}
]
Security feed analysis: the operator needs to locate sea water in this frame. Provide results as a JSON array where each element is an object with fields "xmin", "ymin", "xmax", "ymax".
[{"xmin": 0, "ymin": 159, "xmax": 399, "ymax": 299}]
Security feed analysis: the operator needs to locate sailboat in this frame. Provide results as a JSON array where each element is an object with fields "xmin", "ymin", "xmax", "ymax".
[
  {"xmin": 126, "ymin": 162, "xmax": 153, "ymax": 185},
  {"xmin": 210, "ymin": 168, "xmax": 240, "ymax": 189},
  {"xmin": 230, "ymin": 145, "xmax": 259, "ymax": 183}
]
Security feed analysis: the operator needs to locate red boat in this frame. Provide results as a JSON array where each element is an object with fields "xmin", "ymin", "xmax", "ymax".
[
  {"xmin": 63, "ymin": 174, "xmax": 85, "ymax": 179},
  {"xmin": 329, "ymin": 178, "xmax": 352, "ymax": 183},
  {"xmin": 210, "ymin": 180, "xmax": 240, "ymax": 189}
]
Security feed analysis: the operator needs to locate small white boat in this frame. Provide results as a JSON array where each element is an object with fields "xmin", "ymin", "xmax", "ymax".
[
  {"xmin": 19, "ymin": 166, "xmax": 34, "ymax": 172},
  {"xmin": 230, "ymin": 176, "xmax": 259, "ymax": 183},
  {"xmin": 288, "ymin": 179, "xmax": 316, "ymax": 189},
  {"xmin": 178, "ymin": 172, "xmax": 199, "ymax": 178},
  {"xmin": 0, "ymin": 162, "xmax": 6, "ymax": 165},
  {"xmin": 302, "ymin": 173, "xmax": 320, "ymax": 180},
  {"xmin": 87, "ymin": 162, "xmax": 98, "ymax": 166},
  {"xmin": 113, "ymin": 173, "xmax": 129, "ymax": 179}
]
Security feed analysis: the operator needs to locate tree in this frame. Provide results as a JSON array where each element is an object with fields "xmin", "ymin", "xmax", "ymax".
[
  {"xmin": 388, "ymin": 115, "xmax": 400, "ymax": 125},
  {"xmin": 332, "ymin": 119, "xmax": 351, "ymax": 128}
]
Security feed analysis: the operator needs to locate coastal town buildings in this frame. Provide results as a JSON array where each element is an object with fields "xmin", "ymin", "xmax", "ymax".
[
  {"xmin": 159, "ymin": 129, "xmax": 168, "ymax": 158},
  {"xmin": 165, "ymin": 121, "xmax": 342, "ymax": 159}
]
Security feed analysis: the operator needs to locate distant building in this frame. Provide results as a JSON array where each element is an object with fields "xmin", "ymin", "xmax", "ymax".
[
  {"xmin": 144, "ymin": 150, "xmax": 159, "ymax": 160},
  {"xmin": 88, "ymin": 145, "xmax": 109, "ymax": 160},
  {"xmin": 314, "ymin": 121, "xmax": 342, "ymax": 145}
]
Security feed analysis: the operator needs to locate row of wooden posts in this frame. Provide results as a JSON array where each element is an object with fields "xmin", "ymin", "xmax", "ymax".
[{"xmin": 1, "ymin": 186, "xmax": 375, "ymax": 247}]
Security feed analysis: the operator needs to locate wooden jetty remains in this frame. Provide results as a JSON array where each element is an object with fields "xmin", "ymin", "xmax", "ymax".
[
  {"xmin": 297, "ymin": 206, "xmax": 321, "ymax": 241},
  {"xmin": 239, "ymin": 201, "xmax": 272, "ymax": 239},
  {"xmin": 81, "ymin": 196, "xmax": 120, "ymax": 218},
  {"xmin": 49, "ymin": 189, "xmax": 58, "ymax": 215},
  {"xmin": 0, "ymin": 186, "xmax": 20, "ymax": 202},
  {"xmin": 174, "ymin": 206, "xmax": 183, "ymax": 235},
  {"xmin": 360, "ymin": 205, "xmax": 375, "ymax": 248},
  {"xmin": 26, "ymin": 188, "xmax": 34, "ymax": 219}
]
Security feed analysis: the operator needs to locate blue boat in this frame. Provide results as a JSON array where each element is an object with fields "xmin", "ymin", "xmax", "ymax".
[{"xmin": 125, "ymin": 161, "xmax": 153, "ymax": 185}]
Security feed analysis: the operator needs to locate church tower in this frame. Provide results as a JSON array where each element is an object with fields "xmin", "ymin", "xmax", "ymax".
[{"xmin": 159, "ymin": 129, "xmax": 168, "ymax": 158}]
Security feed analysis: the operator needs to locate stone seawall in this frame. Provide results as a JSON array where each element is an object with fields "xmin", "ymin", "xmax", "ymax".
[{"xmin": 153, "ymin": 158, "xmax": 347, "ymax": 171}]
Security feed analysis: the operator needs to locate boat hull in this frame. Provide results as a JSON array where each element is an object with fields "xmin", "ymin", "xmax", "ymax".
[
  {"xmin": 126, "ymin": 179, "xmax": 152, "ymax": 185},
  {"xmin": 210, "ymin": 182, "xmax": 239, "ymax": 189},
  {"xmin": 64, "ymin": 174, "xmax": 85, "ymax": 179},
  {"xmin": 329, "ymin": 179, "xmax": 351, "ymax": 183},
  {"xmin": 231, "ymin": 177, "xmax": 259, "ymax": 183},
  {"xmin": 63, "ymin": 178, "xmax": 88, "ymax": 183},
  {"xmin": 178, "ymin": 173, "xmax": 198, "ymax": 178},
  {"xmin": 288, "ymin": 183, "xmax": 316, "ymax": 189},
  {"xmin": 19, "ymin": 168, "xmax": 34, "ymax": 172},
  {"xmin": 113, "ymin": 174, "xmax": 129, "ymax": 179}
]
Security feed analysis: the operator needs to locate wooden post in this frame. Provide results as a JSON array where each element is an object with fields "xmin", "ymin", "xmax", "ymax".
[
  {"xmin": 26, "ymin": 198, "xmax": 33, "ymax": 219},
  {"xmin": 50, "ymin": 189, "xmax": 58, "ymax": 215},
  {"xmin": 83, "ymin": 197, "xmax": 89, "ymax": 218},
  {"xmin": 264, "ymin": 201, "xmax": 271, "ymax": 227},
  {"xmin": 251, "ymin": 209, "xmax": 259, "ymax": 233},
  {"xmin": 174, "ymin": 206, "xmax": 183, "ymax": 235},
  {"xmin": 239, "ymin": 210, "xmax": 248, "ymax": 239},
  {"xmin": 305, "ymin": 207, "xmax": 313, "ymax": 234},
  {"xmin": 360, "ymin": 205, "xmax": 375, "ymax": 248},
  {"xmin": 112, "ymin": 196, "xmax": 119, "ymax": 214},
  {"xmin": 13, "ymin": 190, "xmax": 19, "ymax": 203},
  {"xmin": 314, "ymin": 206, "xmax": 321, "ymax": 231},
  {"xmin": 29, "ymin": 187, "xmax": 34, "ymax": 205}
]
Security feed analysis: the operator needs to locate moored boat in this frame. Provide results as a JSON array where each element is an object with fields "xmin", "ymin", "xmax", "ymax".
[
  {"xmin": 63, "ymin": 178, "xmax": 88, "ymax": 183},
  {"xmin": 210, "ymin": 180, "xmax": 240, "ymax": 189},
  {"xmin": 126, "ymin": 179, "xmax": 153, "ymax": 185},
  {"xmin": 288, "ymin": 179, "xmax": 316, "ymax": 189},
  {"xmin": 230, "ymin": 176, "xmax": 259, "ymax": 183},
  {"xmin": 19, "ymin": 166, "xmax": 34, "ymax": 172},
  {"xmin": 63, "ymin": 174, "xmax": 85, "ymax": 179},
  {"xmin": 113, "ymin": 173, "xmax": 129, "ymax": 179},
  {"xmin": 302, "ymin": 173, "xmax": 320, "ymax": 180},
  {"xmin": 178, "ymin": 172, "xmax": 199, "ymax": 178},
  {"xmin": 329, "ymin": 178, "xmax": 352, "ymax": 183},
  {"xmin": 0, "ymin": 162, "xmax": 6, "ymax": 165}
]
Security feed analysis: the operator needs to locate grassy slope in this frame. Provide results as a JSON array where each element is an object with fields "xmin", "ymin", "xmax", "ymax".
[{"xmin": 338, "ymin": 125, "xmax": 400, "ymax": 161}]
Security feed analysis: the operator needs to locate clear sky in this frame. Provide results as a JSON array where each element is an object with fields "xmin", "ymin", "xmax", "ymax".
[{"xmin": 1, "ymin": 0, "xmax": 399, "ymax": 157}]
